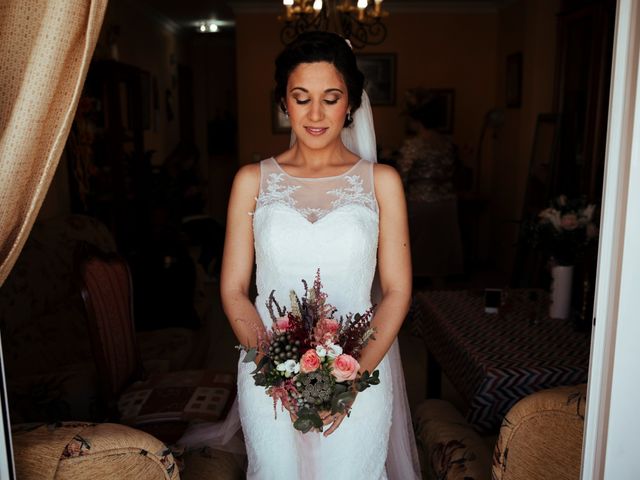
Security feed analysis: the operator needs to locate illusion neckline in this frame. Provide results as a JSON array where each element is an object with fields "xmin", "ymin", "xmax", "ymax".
[{"xmin": 270, "ymin": 157, "xmax": 364, "ymax": 180}]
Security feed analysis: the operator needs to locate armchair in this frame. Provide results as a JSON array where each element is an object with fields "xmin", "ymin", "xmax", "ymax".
[
  {"xmin": 414, "ymin": 383, "xmax": 587, "ymax": 480},
  {"xmin": 78, "ymin": 250, "xmax": 235, "ymax": 444}
]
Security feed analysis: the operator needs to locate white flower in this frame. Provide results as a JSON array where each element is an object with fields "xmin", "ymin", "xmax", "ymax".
[
  {"xmin": 580, "ymin": 204, "xmax": 596, "ymax": 223},
  {"xmin": 539, "ymin": 208, "xmax": 562, "ymax": 231},
  {"xmin": 315, "ymin": 346, "xmax": 327, "ymax": 358},
  {"xmin": 276, "ymin": 359, "xmax": 300, "ymax": 377},
  {"xmin": 325, "ymin": 342, "xmax": 343, "ymax": 359}
]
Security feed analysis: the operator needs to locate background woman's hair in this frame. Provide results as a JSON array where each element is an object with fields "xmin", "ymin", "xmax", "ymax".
[
  {"xmin": 405, "ymin": 88, "xmax": 446, "ymax": 130},
  {"xmin": 274, "ymin": 31, "xmax": 365, "ymax": 127}
]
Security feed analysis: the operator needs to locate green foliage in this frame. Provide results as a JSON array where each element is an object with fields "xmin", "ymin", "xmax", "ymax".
[
  {"xmin": 294, "ymin": 407, "xmax": 324, "ymax": 433},
  {"xmin": 331, "ymin": 391, "xmax": 356, "ymax": 415},
  {"xmin": 242, "ymin": 347, "xmax": 257, "ymax": 364},
  {"xmin": 355, "ymin": 370, "xmax": 380, "ymax": 392}
]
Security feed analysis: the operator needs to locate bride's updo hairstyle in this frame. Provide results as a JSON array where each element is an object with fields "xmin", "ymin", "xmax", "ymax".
[{"xmin": 274, "ymin": 31, "xmax": 365, "ymax": 127}]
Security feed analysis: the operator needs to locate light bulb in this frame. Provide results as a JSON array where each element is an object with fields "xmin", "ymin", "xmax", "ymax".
[
  {"xmin": 209, "ymin": 23, "xmax": 218, "ymax": 32},
  {"xmin": 199, "ymin": 24, "xmax": 206, "ymax": 32},
  {"xmin": 357, "ymin": 0, "xmax": 367, "ymax": 8},
  {"xmin": 283, "ymin": 0, "xmax": 294, "ymax": 5},
  {"xmin": 313, "ymin": 0, "xmax": 322, "ymax": 10}
]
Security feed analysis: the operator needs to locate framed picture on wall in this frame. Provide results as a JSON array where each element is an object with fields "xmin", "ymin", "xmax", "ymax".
[
  {"xmin": 506, "ymin": 52, "xmax": 523, "ymax": 108},
  {"xmin": 271, "ymin": 92, "xmax": 291, "ymax": 134},
  {"xmin": 356, "ymin": 53, "xmax": 396, "ymax": 105}
]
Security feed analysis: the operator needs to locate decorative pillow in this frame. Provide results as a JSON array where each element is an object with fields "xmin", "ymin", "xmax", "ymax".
[{"xmin": 118, "ymin": 370, "xmax": 236, "ymax": 443}]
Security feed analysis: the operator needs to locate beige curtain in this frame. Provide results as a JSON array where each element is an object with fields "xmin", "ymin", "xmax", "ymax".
[{"xmin": 0, "ymin": 0, "xmax": 107, "ymax": 286}]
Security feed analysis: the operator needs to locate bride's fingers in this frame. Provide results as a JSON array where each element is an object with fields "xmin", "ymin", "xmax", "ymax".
[
  {"xmin": 323, "ymin": 413, "xmax": 346, "ymax": 436},
  {"xmin": 321, "ymin": 413, "xmax": 335, "ymax": 426}
]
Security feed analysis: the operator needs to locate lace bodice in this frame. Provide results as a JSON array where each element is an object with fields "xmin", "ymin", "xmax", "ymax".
[{"xmin": 251, "ymin": 157, "xmax": 379, "ymax": 324}]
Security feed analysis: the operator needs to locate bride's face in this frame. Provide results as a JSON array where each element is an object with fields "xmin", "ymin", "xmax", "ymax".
[{"xmin": 285, "ymin": 61, "xmax": 350, "ymax": 151}]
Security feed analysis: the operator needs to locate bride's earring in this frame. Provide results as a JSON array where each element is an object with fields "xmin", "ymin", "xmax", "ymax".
[{"xmin": 347, "ymin": 111, "xmax": 352, "ymax": 123}]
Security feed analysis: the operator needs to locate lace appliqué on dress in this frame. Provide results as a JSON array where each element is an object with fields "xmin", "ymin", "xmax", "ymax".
[
  {"xmin": 328, "ymin": 175, "xmax": 377, "ymax": 212},
  {"xmin": 256, "ymin": 173, "xmax": 300, "ymax": 209},
  {"xmin": 255, "ymin": 171, "xmax": 376, "ymax": 223}
]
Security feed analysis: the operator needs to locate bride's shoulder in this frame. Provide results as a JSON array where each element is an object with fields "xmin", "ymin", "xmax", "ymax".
[
  {"xmin": 372, "ymin": 163, "xmax": 402, "ymax": 187},
  {"xmin": 372, "ymin": 163, "xmax": 405, "ymax": 206},
  {"xmin": 231, "ymin": 161, "xmax": 261, "ymax": 193}
]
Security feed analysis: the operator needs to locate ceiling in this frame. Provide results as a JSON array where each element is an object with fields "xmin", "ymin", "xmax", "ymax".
[{"xmin": 142, "ymin": 0, "xmax": 508, "ymax": 31}]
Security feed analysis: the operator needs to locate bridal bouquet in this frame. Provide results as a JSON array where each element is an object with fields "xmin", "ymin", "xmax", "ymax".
[{"xmin": 237, "ymin": 270, "xmax": 380, "ymax": 433}]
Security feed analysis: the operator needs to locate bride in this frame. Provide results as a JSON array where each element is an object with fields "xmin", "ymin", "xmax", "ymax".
[{"xmin": 212, "ymin": 32, "xmax": 419, "ymax": 479}]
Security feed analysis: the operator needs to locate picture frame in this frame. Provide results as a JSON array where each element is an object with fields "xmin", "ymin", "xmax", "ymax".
[
  {"xmin": 271, "ymin": 93, "xmax": 290, "ymax": 134},
  {"xmin": 356, "ymin": 53, "xmax": 396, "ymax": 105},
  {"xmin": 506, "ymin": 52, "xmax": 523, "ymax": 108},
  {"xmin": 428, "ymin": 88, "xmax": 455, "ymax": 134}
]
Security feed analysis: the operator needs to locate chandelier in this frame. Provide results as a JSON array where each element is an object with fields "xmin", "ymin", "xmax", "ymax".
[{"xmin": 278, "ymin": 0, "xmax": 389, "ymax": 49}]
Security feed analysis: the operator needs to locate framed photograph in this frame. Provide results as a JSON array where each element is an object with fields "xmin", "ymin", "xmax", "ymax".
[
  {"xmin": 506, "ymin": 52, "xmax": 522, "ymax": 108},
  {"xmin": 428, "ymin": 88, "xmax": 455, "ymax": 134},
  {"xmin": 356, "ymin": 53, "xmax": 396, "ymax": 105},
  {"xmin": 271, "ymin": 93, "xmax": 290, "ymax": 134}
]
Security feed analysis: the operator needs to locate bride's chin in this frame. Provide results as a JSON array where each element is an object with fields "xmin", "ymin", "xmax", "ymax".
[{"xmin": 295, "ymin": 133, "xmax": 343, "ymax": 150}]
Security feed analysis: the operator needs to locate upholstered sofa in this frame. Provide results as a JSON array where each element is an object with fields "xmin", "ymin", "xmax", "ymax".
[
  {"xmin": 0, "ymin": 215, "xmax": 212, "ymax": 424},
  {"xmin": 12, "ymin": 421, "xmax": 244, "ymax": 480},
  {"xmin": 414, "ymin": 383, "xmax": 587, "ymax": 480}
]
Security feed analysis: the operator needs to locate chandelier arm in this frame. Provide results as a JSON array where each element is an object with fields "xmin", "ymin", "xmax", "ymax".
[{"xmin": 279, "ymin": 0, "xmax": 387, "ymax": 47}]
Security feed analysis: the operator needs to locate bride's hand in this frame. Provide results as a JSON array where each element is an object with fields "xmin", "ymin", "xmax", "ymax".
[
  {"xmin": 321, "ymin": 410, "xmax": 348, "ymax": 436},
  {"xmin": 320, "ymin": 393, "xmax": 357, "ymax": 436}
]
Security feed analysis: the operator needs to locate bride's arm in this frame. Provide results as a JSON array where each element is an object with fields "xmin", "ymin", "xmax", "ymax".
[
  {"xmin": 220, "ymin": 163, "xmax": 266, "ymax": 350},
  {"xmin": 357, "ymin": 163, "xmax": 412, "ymax": 375}
]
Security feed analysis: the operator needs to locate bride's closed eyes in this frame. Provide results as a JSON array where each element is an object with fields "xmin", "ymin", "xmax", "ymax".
[{"xmin": 293, "ymin": 96, "xmax": 342, "ymax": 105}]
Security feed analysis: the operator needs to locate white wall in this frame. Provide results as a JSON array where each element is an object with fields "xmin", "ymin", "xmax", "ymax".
[{"xmin": 583, "ymin": 0, "xmax": 640, "ymax": 477}]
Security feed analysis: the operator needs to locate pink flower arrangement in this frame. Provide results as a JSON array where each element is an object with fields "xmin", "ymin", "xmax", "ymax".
[
  {"xmin": 238, "ymin": 270, "xmax": 380, "ymax": 434},
  {"xmin": 332, "ymin": 354, "xmax": 360, "ymax": 382},
  {"xmin": 274, "ymin": 316, "xmax": 291, "ymax": 332},
  {"xmin": 300, "ymin": 350, "xmax": 321, "ymax": 373},
  {"xmin": 525, "ymin": 195, "xmax": 599, "ymax": 266}
]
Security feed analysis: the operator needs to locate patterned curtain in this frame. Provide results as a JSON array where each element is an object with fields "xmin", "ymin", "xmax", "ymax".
[{"xmin": 0, "ymin": 0, "xmax": 107, "ymax": 286}]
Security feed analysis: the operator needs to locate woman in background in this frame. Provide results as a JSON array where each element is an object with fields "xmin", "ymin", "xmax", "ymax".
[{"xmin": 397, "ymin": 88, "xmax": 464, "ymax": 287}]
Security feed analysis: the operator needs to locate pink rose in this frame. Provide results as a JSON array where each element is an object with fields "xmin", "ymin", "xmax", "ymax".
[
  {"xmin": 274, "ymin": 316, "xmax": 290, "ymax": 332},
  {"xmin": 560, "ymin": 213, "xmax": 579, "ymax": 230},
  {"xmin": 331, "ymin": 354, "xmax": 360, "ymax": 382},
  {"xmin": 300, "ymin": 349, "xmax": 321, "ymax": 373},
  {"xmin": 314, "ymin": 318, "xmax": 340, "ymax": 343}
]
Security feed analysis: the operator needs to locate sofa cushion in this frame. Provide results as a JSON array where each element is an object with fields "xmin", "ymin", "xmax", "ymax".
[
  {"xmin": 414, "ymin": 399, "xmax": 492, "ymax": 480},
  {"xmin": 12, "ymin": 422, "xmax": 179, "ymax": 480},
  {"xmin": 492, "ymin": 383, "xmax": 587, "ymax": 480}
]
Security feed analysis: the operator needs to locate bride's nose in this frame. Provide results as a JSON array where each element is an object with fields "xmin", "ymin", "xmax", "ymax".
[{"xmin": 308, "ymin": 101, "xmax": 324, "ymax": 122}]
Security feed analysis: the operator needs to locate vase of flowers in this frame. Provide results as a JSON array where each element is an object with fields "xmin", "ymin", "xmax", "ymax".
[{"xmin": 525, "ymin": 195, "xmax": 598, "ymax": 319}]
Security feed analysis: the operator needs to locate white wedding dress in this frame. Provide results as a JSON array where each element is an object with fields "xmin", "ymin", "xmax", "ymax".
[
  {"xmin": 237, "ymin": 157, "xmax": 396, "ymax": 479},
  {"xmin": 178, "ymin": 92, "xmax": 420, "ymax": 480}
]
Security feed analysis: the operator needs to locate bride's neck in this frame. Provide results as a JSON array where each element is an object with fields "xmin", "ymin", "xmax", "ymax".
[{"xmin": 290, "ymin": 141, "xmax": 354, "ymax": 169}]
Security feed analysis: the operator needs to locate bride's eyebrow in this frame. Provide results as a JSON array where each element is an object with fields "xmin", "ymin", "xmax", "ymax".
[{"xmin": 289, "ymin": 87, "xmax": 344, "ymax": 94}]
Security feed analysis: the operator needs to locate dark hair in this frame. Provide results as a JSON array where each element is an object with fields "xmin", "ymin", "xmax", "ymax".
[
  {"xmin": 405, "ymin": 89, "xmax": 447, "ymax": 130},
  {"xmin": 274, "ymin": 32, "xmax": 364, "ymax": 127}
]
